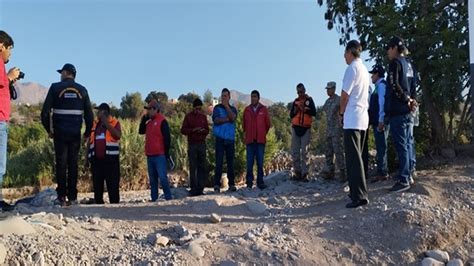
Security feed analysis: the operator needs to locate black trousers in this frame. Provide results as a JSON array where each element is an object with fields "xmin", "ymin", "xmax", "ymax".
[
  {"xmin": 344, "ymin": 129, "xmax": 368, "ymax": 201},
  {"xmin": 91, "ymin": 159, "xmax": 120, "ymax": 204},
  {"xmin": 188, "ymin": 143, "xmax": 207, "ymax": 193},
  {"xmin": 362, "ymin": 128, "xmax": 369, "ymax": 177},
  {"xmin": 54, "ymin": 134, "xmax": 80, "ymax": 201}
]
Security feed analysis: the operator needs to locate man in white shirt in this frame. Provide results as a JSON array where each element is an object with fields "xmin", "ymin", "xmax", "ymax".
[{"xmin": 339, "ymin": 40, "xmax": 371, "ymax": 208}]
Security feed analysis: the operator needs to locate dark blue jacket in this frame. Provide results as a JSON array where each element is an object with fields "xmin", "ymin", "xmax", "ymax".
[
  {"xmin": 41, "ymin": 78, "xmax": 93, "ymax": 137},
  {"xmin": 385, "ymin": 57, "xmax": 412, "ymax": 117}
]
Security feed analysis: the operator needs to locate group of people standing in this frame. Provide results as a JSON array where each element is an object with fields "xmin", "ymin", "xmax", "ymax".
[
  {"xmin": 181, "ymin": 89, "xmax": 272, "ymax": 196},
  {"xmin": 0, "ymin": 29, "xmax": 418, "ymax": 211},
  {"xmin": 316, "ymin": 38, "xmax": 418, "ymax": 208}
]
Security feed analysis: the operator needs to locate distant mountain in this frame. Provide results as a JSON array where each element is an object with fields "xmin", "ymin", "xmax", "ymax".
[
  {"xmin": 13, "ymin": 82, "xmax": 48, "ymax": 105},
  {"xmin": 230, "ymin": 90, "xmax": 274, "ymax": 106}
]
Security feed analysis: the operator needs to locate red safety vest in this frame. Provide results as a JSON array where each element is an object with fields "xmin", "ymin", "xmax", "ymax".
[{"xmin": 145, "ymin": 114, "xmax": 166, "ymax": 156}]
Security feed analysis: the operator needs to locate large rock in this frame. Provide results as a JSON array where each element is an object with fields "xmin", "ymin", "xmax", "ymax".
[
  {"xmin": 0, "ymin": 243, "xmax": 6, "ymax": 264},
  {"xmin": 274, "ymin": 183, "xmax": 299, "ymax": 194},
  {"xmin": 263, "ymin": 171, "xmax": 290, "ymax": 187},
  {"xmin": 421, "ymin": 257, "xmax": 444, "ymax": 266},
  {"xmin": 188, "ymin": 241, "xmax": 205, "ymax": 257},
  {"xmin": 29, "ymin": 213, "xmax": 63, "ymax": 229},
  {"xmin": 214, "ymin": 196, "xmax": 245, "ymax": 207},
  {"xmin": 425, "ymin": 250, "xmax": 450, "ymax": 263},
  {"xmin": 29, "ymin": 188, "xmax": 57, "ymax": 207},
  {"xmin": 246, "ymin": 200, "xmax": 267, "ymax": 215},
  {"xmin": 0, "ymin": 216, "xmax": 36, "ymax": 235}
]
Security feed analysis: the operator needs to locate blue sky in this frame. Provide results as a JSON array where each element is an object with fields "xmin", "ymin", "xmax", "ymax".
[{"xmin": 0, "ymin": 0, "xmax": 371, "ymax": 107}]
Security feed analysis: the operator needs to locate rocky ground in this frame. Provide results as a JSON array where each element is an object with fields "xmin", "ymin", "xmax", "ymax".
[{"xmin": 0, "ymin": 157, "xmax": 472, "ymax": 266}]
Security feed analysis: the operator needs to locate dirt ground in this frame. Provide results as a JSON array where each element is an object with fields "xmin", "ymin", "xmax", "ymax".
[{"xmin": 0, "ymin": 157, "xmax": 472, "ymax": 265}]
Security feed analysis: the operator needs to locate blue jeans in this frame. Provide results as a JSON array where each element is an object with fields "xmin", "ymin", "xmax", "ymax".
[
  {"xmin": 389, "ymin": 114, "xmax": 412, "ymax": 185},
  {"xmin": 0, "ymin": 122, "xmax": 7, "ymax": 199},
  {"xmin": 408, "ymin": 122, "xmax": 416, "ymax": 172},
  {"xmin": 214, "ymin": 137, "xmax": 235, "ymax": 187},
  {"xmin": 147, "ymin": 155, "xmax": 172, "ymax": 201},
  {"xmin": 246, "ymin": 143, "xmax": 265, "ymax": 187},
  {"xmin": 373, "ymin": 125, "xmax": 389, "ymax": 176}
]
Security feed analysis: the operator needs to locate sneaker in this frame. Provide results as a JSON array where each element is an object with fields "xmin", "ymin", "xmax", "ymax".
[
  {"xmin": 257, "ymin": 183, "xmax": 267, "ymax": 190},
  {"xmin": 214, "ymin": 185, "xmax": 221, "ymax": 193},
  {"xmin": 228, "ymin": 186, "xmax": 237, "ymax": 192},
  {"xmin": 389, "ymin": 182, "xmax": 411, "ymax": 193},
  {"xmin": 67, "ymin": 200, "xmax": 78, "ymax": 206},
  {"xmin": 346, "ymin": 199, "xmax": 369, "ymax": 208},
  {"xmin": 0, "ymin": 201, "xmax": 14, "ymax": 212},
  {"xmin": 54, "ymin": 197, "xmax": 68, "ymax": 207}
]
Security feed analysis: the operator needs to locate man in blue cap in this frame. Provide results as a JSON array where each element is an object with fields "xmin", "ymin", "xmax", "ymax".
[
  {"xmin": 41, "ymin": 63, "xmax": 94, "ymax": 206},
  {"xmin": 368, "ymin": 65, "xmax": 390, "ymax": 183}
]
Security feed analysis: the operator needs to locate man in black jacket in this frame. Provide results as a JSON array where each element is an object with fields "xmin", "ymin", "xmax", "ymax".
[
  {"xmin": 385, "ymin": 37, "xmax": 418, "ymax": 193},
  {"xmin": 41, "ymin": 63, "xmax": 93, "ymax": 206}
]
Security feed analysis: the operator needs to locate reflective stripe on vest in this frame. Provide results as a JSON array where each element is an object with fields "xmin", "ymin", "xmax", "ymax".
[
  {"xmin": 53, "ymin": 109, "xmax": 84, "ymax": 115},
  {"xmin": 88, "ymin": 118, "xmax": 120, "ymax": 159}
]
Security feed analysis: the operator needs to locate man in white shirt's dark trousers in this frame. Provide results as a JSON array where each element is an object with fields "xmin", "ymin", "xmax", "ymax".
[{"xmin": 339, "ymin": 40, "xmax": 371, "ymax": 208}]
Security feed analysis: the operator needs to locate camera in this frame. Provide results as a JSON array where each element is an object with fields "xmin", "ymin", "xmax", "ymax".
[{"xmin": 9, "ymin": 71, "xmax": 24, "ymax": 100}]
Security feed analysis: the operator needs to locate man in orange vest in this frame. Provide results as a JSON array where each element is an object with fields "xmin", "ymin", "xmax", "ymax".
[
  {"xmin": 86, "ymin": 103, "xmax": 122, "ymax": 204},
  {"xmin": 139, "ymin": 99, "xmax": 173, "ymax": 201},
  {"xmin": 290, "ymin": 83, "xmax": 316, "ymax": 181}
]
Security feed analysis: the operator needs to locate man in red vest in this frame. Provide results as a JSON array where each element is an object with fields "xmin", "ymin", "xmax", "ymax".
[
  {"xmin": 86, "ymin": 103, "xmax": 122, "ymax": 204},
  {"xmin": 243, "ymin": 90, "xmax": 271, "ymax": 189},
  {"xmin": 139, "ymin": 99, "xmax": 172, "ymax": 201}
]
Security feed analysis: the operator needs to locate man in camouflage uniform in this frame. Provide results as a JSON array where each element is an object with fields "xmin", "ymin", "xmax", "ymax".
[{"xmin": 321, "ymin": 81, "xmax": 346, "ymax": 181}]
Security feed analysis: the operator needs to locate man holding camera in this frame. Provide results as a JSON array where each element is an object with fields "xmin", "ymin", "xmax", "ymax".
[
  {"xmin": 41, "ymin": 63, "xmax": 94, "ymax": 206},
  {"xmin": 0, "ymin": 31, "xmax": 21, "ymax": 212}
]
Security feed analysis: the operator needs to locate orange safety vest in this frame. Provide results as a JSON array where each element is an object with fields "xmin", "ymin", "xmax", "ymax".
[
  {"xmin": 291, "ymin": 97, "xmax": 313, "ymax": 128},
  {"xmin": 88, "ymin": 117, "xmax": 120, "ymax": 159}
]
